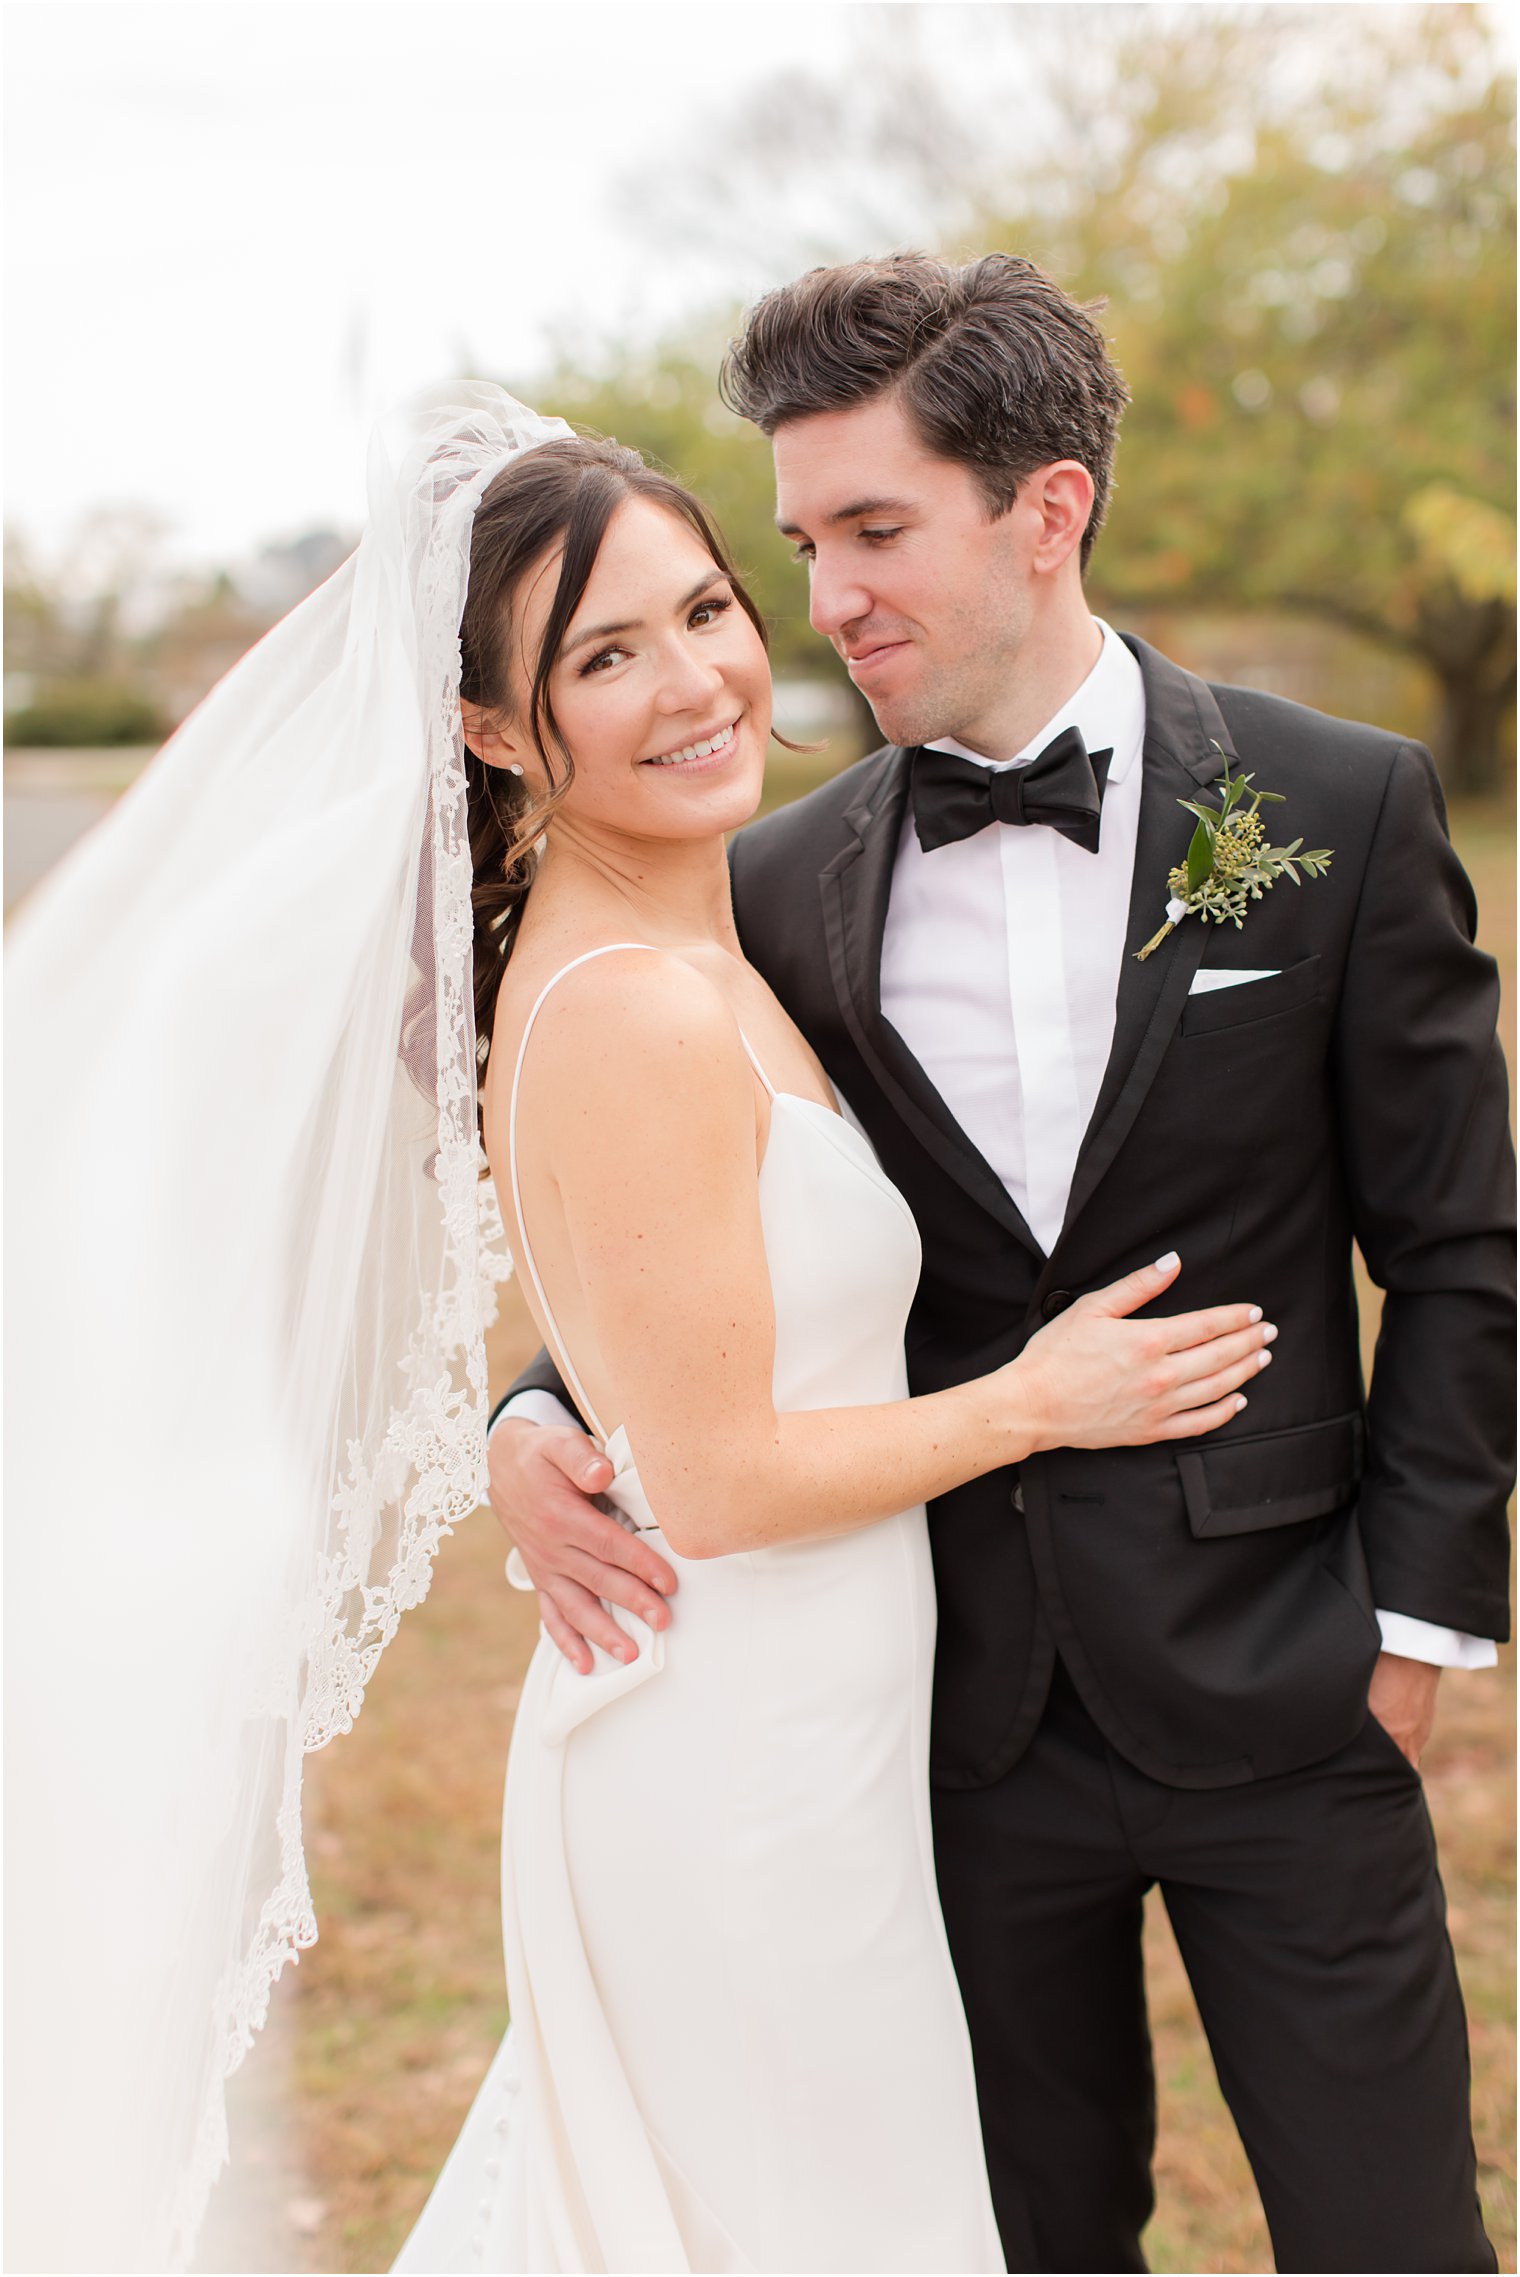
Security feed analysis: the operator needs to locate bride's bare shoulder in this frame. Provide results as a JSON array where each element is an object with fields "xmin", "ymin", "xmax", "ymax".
[{"xmin": 486, "ymin": 943, "xmax": 752, "ymax": 1137}]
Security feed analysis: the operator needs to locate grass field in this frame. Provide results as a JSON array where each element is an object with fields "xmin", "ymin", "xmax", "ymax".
[{"xmin": 263, "ymin": 807, "xmax": 1514, "ymax": 2276}]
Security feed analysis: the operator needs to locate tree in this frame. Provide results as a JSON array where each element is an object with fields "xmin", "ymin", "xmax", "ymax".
[
  {"xmin": 623, "ymin": 3, "xmax": 1515, "ymax": 793},
  {"xmin": 1032, "ymin": 7, "xmax": 1516, "ymax": 797},
  {"xmin": 4, "ymin": 508, "xmax": 172, "ymax": 733}
]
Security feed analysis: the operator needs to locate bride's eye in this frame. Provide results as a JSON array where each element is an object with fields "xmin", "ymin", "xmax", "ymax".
[
  {"xmin": 689, "ymin": 595, "xmax": 733, "ymax": 628},
  {"xmin": 580, "ymin": 644, "xmax": 629, "ymax": 677}
]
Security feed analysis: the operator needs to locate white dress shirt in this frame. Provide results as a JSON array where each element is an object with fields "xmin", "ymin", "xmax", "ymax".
[
  {"xmin": 503, "ymin": 619, "xmax": 1493, "ymax": 1669},
  {"xmin": 881, "ymin": 620, "xmax": 1145, "ymax": 1254}
]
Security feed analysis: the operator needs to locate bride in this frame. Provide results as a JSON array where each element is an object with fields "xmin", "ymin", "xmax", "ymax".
[{"xmin": 5, "ymin": 390, "xmax": 1269, "ymax": 2275}]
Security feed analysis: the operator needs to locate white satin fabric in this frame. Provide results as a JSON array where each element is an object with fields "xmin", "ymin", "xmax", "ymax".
[{"xmin": 395, "ymin": 947, "xmax": 1003, "ymax": 2274}]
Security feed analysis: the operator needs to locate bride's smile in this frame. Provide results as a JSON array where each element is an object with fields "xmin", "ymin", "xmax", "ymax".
[{"xmin": 640, "ymin": 715, "xmax": 739, "ymax": 767}]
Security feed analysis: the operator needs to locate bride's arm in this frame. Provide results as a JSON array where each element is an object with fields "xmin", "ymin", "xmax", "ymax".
[{"xmin": 515, "ymin": 954, "xmax": 1270, "ymax": 1562}]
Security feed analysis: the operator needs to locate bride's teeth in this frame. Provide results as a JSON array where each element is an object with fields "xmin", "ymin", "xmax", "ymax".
[{"xmin": 647, "ymin": 722, "xmax": 735, "ymax": 766}]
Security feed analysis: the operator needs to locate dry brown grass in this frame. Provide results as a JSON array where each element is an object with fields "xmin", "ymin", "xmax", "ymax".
[{"xmin": 270, "ymin": 812, "xmax": 1514, "ymax": 2276}]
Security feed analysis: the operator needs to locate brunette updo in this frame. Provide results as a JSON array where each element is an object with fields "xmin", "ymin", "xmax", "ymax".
[{"xmin": 458, "ymin": 436, "xmax": 771, "ymax": 1098}]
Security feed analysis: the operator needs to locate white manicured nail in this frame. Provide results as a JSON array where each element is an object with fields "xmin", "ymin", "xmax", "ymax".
[{"xmin": 1154, "ymin": 1250, "xmax": 1180, "ymax": 1272}]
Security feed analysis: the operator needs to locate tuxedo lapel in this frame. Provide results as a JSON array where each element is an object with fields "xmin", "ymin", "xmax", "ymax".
[
  {"xmin": 819, "ymin": 747, "xmax": 1044, "ymax": 1254},
  {"xmin": 1058, "ymin": 638, "xmax": 1236, "ymax": 1242}
]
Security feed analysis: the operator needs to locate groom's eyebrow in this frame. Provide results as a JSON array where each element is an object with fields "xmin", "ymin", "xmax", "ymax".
[
  {"xmin": 560, "ymin": 571, "xmax": 730, "ymax": 658},
  {"xmin": 775, "ymin": 495, "xmax": 916, "ymax": 534}
]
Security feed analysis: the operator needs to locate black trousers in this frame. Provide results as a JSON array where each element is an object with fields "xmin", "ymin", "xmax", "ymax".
[{"xmin": 931, "ymin": 1656, "xmax": 1495, "ymax": 2274}]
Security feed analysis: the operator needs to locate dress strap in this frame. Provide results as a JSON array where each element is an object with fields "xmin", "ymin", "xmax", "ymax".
[
  {"xmin": 507, "ymin": 943, "xmax": 776, "ymax": 1449},
  {"xmin": 507, "ymin": 944, "xmax": 661, "ymax": 1448},
  {"xmin": 736, "ymin": 1028, "xmax": 776, "ymax": 1098}
]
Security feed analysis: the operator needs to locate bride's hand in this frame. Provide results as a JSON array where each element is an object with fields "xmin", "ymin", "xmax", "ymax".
[{"xmin": 1009, "ymin": 1251, "xmax": 1275, "ymax": 1453}]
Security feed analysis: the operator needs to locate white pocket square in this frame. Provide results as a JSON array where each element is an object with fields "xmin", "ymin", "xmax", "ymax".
[{"xmin": 1188, "ymin": 968, "xmax": 1282, "ymax": 995}]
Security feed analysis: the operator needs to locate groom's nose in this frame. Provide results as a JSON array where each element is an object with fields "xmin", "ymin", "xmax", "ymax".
[{"xmin": 807, "ymin": 552, "xmax": 875, "ymax": 644}]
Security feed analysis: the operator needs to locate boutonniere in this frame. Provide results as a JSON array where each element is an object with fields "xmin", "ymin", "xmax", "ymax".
[{"xmin": 1136, "ymin": 744, "xmax": 1333, "ymax": 961}]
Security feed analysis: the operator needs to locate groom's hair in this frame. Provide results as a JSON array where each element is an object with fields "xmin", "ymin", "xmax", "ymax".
[{"xmin": 719, "ymin": 252, "xmax": 1130, "ymax": 570}]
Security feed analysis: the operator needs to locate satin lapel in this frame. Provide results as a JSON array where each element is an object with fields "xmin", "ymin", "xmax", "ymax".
[
  {"xmin": 1058, "ymin": 639, "xmax": 1236, "ymax": 1242},
  {"xmin": 819, "ymin": 747, "xmax": 1044, "ymax": 1254}
]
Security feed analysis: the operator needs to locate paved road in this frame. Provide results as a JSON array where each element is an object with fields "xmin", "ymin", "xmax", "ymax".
[{"xmin": 4, "ymin": 749, "xmax": 154, "ymax": 914}]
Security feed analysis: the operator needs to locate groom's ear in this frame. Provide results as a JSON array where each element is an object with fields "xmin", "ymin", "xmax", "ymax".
[{"xmin": 1025, "ymin": 460, "xmax": 1096, "ymax": 577}]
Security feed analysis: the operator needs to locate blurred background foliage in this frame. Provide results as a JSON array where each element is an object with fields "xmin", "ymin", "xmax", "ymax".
[
  {"xmin": 534, "ymin": 2, "xmax": 1515, "ymax": 792},
  {"xmin": 6, "ymin": 5, "xmax": 1512, "ymax": 793}
]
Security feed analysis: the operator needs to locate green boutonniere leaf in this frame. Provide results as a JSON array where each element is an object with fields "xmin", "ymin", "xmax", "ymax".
[{"xmin": 1185, "ymin": 815, "xmax": 1214, "ymax": 894}]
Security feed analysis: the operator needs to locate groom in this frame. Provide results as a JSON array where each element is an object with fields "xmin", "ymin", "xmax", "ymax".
[{"xmin": 487, "ymin": 253, "xmax": 1513, "ymax": 2271}]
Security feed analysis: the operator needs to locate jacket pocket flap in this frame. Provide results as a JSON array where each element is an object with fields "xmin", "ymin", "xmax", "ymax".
[
  {"xmin": 1180, "ymin": 954, "xmax": 1321, "ymax": 1036},
  {"xmin": 1177, "ymin": 1411, "xmax": 1365, "ymax": 1538}
]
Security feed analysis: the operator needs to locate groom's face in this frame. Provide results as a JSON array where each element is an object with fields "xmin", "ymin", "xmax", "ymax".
[{"xmin": 772, "ymin": 393, "xmax": 1041, "ymax": 753}]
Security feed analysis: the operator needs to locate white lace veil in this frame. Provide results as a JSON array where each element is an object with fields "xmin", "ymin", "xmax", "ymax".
[{"xmin": 5, "ymin": 385, "xmax": 572, "ymax": 2271}]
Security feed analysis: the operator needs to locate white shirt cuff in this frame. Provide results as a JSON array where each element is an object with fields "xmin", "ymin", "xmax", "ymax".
[
  {"xmin": 488, "ymin": 1389, "xmax": 582, "ymax": 1440},
  {"xmin": 1374, "ymin": 1609, "xmax": 1498, "ymax": 1669}
]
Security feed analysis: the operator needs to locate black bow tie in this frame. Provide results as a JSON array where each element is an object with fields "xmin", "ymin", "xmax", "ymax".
[{"xmin": 910, "ymin": 725, "xmax": 1113, "ymax": 855}]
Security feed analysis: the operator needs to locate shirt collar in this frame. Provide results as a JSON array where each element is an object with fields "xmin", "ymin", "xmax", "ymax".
[{"xmin": 922, "ymin": 619, "xmax": 1144, "ymax": 787}]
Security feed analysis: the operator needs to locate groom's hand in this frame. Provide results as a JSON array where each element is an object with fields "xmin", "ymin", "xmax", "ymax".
[
  {"xmin": 1367, "ymin": 1652, "xmax": 1441, "ymax": 1769},
  {"xmin": 487, "ymin": 1419, "xmax": 679, "ymax": 1675}
]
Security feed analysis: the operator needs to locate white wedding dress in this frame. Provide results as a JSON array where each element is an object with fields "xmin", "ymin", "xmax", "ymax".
[{"xmin": 395, "ymin": 946, "xmax": 1004, "ymax": 2275}]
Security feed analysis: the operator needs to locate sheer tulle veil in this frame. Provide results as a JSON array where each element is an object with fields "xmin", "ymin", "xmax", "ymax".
[{"xmin": 5, "ymin": 386, "xmax": 571, "ymax": 2271}]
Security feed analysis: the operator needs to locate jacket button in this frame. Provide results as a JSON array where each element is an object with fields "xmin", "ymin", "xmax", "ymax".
[
  {"xmin": 1010, "ymin": 1482, "xmax": 1025, "ymax": 1514},
  {"xmin": 1042, "ymin": 1289, "xmax": 1074, "ymax": 1320}
]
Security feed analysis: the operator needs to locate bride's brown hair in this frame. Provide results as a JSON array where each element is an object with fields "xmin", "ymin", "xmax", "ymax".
[{"xmin": 458, "ymin": 435, "xmax": 776, "ymax": 1097}]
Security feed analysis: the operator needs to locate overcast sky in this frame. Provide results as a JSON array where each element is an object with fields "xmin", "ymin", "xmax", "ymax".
[
  {"xmin": 9, "ymin": 2, "xmax": 1510, "ymax": 580},
  {"xmin": 5, "ymin": 0, "xmax": 875, "ymax": 569}
]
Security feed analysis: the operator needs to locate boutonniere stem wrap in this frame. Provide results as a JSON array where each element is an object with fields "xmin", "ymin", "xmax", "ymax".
[{"xmin": 1136, "ymin": 744, "xmax": 1333, "ymax": 961}]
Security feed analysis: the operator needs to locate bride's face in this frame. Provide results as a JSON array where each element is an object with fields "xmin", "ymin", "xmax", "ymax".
[{"xmin": 510, "ymin": 495, "xmax": 772, "ymax": 842}]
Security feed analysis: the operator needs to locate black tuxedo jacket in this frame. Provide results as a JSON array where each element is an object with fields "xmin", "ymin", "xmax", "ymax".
[{"xmin": 506, "ymin": 636, "xmax": 1514, "ymax": 1791}]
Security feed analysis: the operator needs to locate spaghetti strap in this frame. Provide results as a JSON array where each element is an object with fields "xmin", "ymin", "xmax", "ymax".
[
  {"xmin": 506, "ymin": 944, "xmax": 657, "ymax": 1447},
  {"xmin": 736, "ymin": 1027, "xmax": 776, "ymax": 1098},
  {"xmin": 507, "ymin": 942, "xmax": 779, "ymax": 1447}
]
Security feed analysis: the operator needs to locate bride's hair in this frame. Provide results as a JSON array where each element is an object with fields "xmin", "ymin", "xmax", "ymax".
[{"xmin": 458, "ymin": 434, "xmax": 771, "ymax": 1094}]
